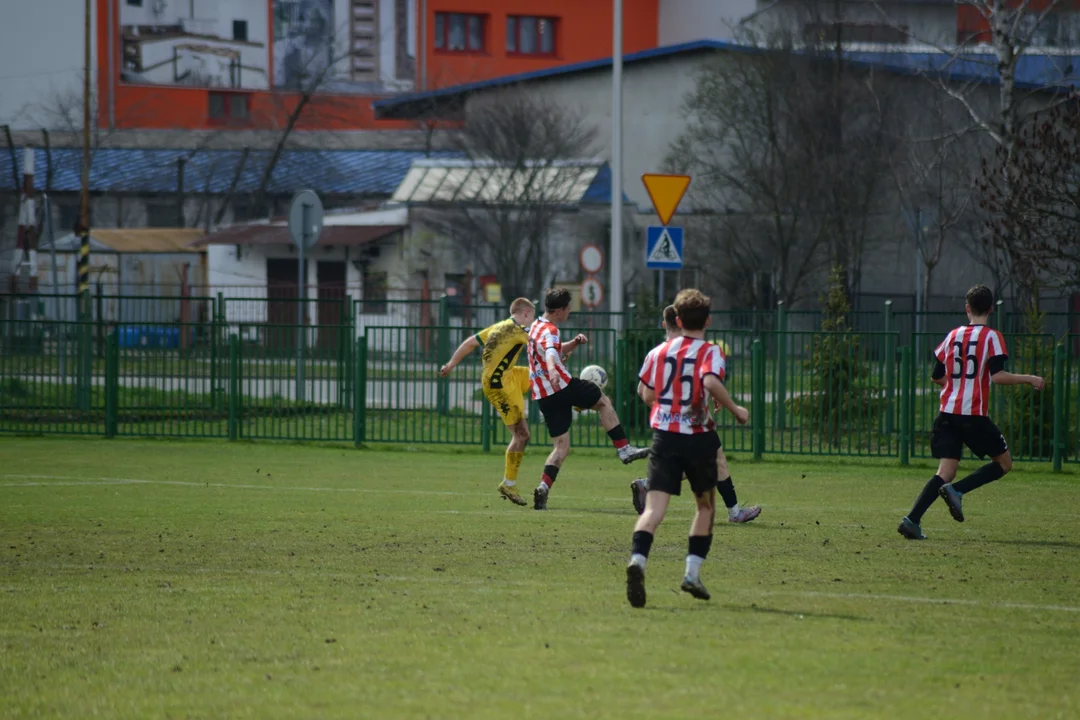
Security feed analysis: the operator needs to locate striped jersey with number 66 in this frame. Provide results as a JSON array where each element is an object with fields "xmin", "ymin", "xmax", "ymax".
[
  {"xmin": 527, "ymin": 318, "xmax": 572, "ymax": 399},
  {"xmin": 639, "ymin": 337, "xmax": 725, "ymax": 434},
  {"xmin": 934, "ymin": 324, "xmax": 1008, "ymax": 416}
]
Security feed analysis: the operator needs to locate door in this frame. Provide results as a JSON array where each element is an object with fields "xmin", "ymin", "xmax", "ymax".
[
  {"xmin": 316, "ymin": 261, "xmax": 346, "ymax": 352},
  {"xmin": 266, "ymin": 258, "xmax": 301, "ymax": 351}
]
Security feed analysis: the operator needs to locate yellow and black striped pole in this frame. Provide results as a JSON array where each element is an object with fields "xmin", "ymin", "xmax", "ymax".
[{"xmin": 76, "ymin": 0, "xmax": 92, "ymax": 412}]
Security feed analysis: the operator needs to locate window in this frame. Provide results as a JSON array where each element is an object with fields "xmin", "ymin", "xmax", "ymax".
[
  {"xmin": 362, "ymin": 269, "xmax": 388, "ymax": 315},
  {"xmin": 803, "ymin": 22, "xmax": 908, "ymax": 44},
  {"xmin": 126, "ymin": 0, "xmax": 142, "ymax": 6},
  {"xmin": 434, "ymin": 12, "xmax": 485, "ymax": 52},
  {"xmin": 57, "ymin": 202, "xmax": 80, "ymax": 233},
  {"xmin": 208, "ymin": 91, "xmax": 251, "ymax": 126},
  {"xmin": 507, "ymin": 16, "xmax": 556, "ymax": 55},
  {"xmin": 146, "ymin": 201, "xmax": 177, "ymax": 228},
  {"xmin": 233, "ymin": 20, "xmax": 248, "ymax": 41}
]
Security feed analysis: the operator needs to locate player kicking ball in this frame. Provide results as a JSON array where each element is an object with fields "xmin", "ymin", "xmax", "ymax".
[
  {"xmin": 625, "ymin": 289, "xmax": 750, "ymax": 608},
  {"xmin": 527, "ymin": 288, "xmax": 649, "ymax": 510},
  {"xmin": 630, "ymin": 304, "xmax": 761, "ymax": 524},
  {"xmin": 440, "ymin": 297, "xmax": 537, "ymax": 506},
  {"xmin": 898, "ymin": 284, "xmax": 1044, "ymax": 540}
]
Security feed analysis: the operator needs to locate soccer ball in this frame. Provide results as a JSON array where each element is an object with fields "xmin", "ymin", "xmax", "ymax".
[{"xmin": 580, "ymin": 364, "xmax": 608, "ymax": 389}]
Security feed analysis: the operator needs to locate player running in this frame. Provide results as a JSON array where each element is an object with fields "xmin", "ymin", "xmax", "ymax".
[
  {"xmin": 440, "ymin": 297, "xmax": 537, "ymax": 506},
  {"xmin": 625, "ymin": 289, "xmax": 749, "ymax": 608},
  {"xmin": 898, "ymin": 284, "xmax": 1044, "ymax": 540},
  {"xmin": 528, "ymin": 287, "xmax": 649, "ymax": 510},
  {"xmin": 630, "ymin": 304, "xmax": 761, "ymax": 524}
]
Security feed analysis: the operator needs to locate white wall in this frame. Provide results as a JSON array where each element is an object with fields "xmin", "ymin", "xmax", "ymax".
[
  {"xmin": 659, "ymin": 0, "xmax": 758, "ymax": 43},
  {"xmin": 0, "ymin": 1, "xmax": 99, "ymax": 129}
]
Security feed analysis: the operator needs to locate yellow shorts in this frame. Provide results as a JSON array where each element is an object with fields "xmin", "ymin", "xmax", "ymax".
[{"xmin": 483, "ymin": 366, "xmax": 530, "ymax": 427}]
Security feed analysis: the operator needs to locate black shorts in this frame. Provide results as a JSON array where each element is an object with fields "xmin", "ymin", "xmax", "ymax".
[
  {"xmin": 647, "ymin": 430, "xmax": 721, "ymax": 497},
  {"xmin": 930, "ymin": 412, "xmax": 1008, "ymax": 460},
  {"xmin": 537, "ymin": 378, "xmax": 603, "ymax": 438}
]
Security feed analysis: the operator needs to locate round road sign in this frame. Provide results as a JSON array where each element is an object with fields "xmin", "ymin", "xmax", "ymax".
[
  {"xmin": 288, "ymin": 189, "xmax": 324, "ymax": 249},
  {"xmin": 579, "ymin": 244, "xmax": 604, "ymax": 274},
  {"xmin": 581, "ymin": 277, "xmax": 604, "ymax": 308}
]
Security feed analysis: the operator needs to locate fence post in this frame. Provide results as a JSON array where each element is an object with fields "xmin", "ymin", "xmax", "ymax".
[
  {"xmin": 481, "ymin": 393, "xmax": 491, "ymax": 453},
  {"xmin": 228, "ymin": 333, "xmax": 240, "ymax": 441},
  {"xmin": 95, "ymin": 283, "xmax": 105, "ymax": 359},
  {"xmin": 774, "ymin": 301, "xmax": 787, "ymax": 430},
  {"xmin": 1053, "ymin": 343, "xmax": 1066, "ymax": 472},
  {"xmin": 884, "ymin": 300, "xmax": 896, "ymax": 435},
  {"xmin": 105, "ymin": 330, "xmax": 118, "ymax": 438},
  {"xmin": 899, "ymin": 345, "xmax": 911, "ymax": 465},
  {"xmin": 437, "ymin": 295, "xmax": 450, "ymax": 416},
  {"xmin": 752, "ymin": 338, "xmax": 764, "ymax": 461},
  {"xmin": 353, "ymin": 335, "xmax": 367, "ymax": 445},
  {"xmin": 341, "ymin": 294, "xmax": 353, "ymax": 408}
]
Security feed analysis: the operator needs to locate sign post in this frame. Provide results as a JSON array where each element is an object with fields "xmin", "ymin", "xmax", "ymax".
[
  {"xmin": 288, "ymin": 190, "xmax": 324, "ymax": 404},
  {"xmin": 642, "ymin": 174, "xmax": 690, "ymax": 305}
]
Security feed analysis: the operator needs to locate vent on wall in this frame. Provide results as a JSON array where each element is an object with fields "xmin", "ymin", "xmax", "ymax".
[{"xmin": 351, "ymin": 0, "xmax": 379, "ymax": 81}]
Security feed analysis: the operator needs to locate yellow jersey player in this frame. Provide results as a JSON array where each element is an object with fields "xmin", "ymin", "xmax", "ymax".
[{"xmin": 439, "ymin": 297, "xmax": 537, "ymax": 506}]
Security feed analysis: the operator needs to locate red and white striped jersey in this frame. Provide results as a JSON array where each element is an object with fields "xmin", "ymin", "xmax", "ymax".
[
  {"xmin": 934, "ymin": 324, "xmax": 1008, "ymax": 416},
  {"xmin": 527, "ymin": 318, "xmax": 572, "ymax": 399},
  {"xmin": 639, "ymin": 337, "xmax": 726, "ymax": 434}
]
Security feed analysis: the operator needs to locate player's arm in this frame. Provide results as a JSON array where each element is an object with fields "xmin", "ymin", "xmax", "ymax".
[
  {"xmin": 704, "ymin": 374, "xmax": 748, "ymax": 425},
  {"xmin": 637, "ymin": 381, "xmax": 656, "ymax": 405},
  {"xmin": 988, "ymin": 356, "xmax": 1044, "ymax": 389},
  {"xmin": 545, "ymin": 347, "xmax": 561, "ymax": 377},
  {"xmin": 562, "ymin": 333, "xmax": 588, "ymax": 356},
  {"xmin": 439, "ymin": 335, "xmax": 480, "ymax": 377},
  {"xmin": 931, "ymin": 361, "xmax": 947, "ymax": 388}
]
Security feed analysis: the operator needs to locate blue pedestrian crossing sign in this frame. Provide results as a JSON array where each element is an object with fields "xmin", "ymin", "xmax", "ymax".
[{"xmin": 646, "ymin": 226, "xmax": 684, "ymax": 269}]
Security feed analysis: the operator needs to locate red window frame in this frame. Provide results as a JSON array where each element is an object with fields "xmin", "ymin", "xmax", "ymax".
[
  {"xmin": 506, "ymin": 15, "xmax": 557, "ymax": 57},
  {"xmin": 434, "ymin": 12, "xmax": 487, "ymax": 53},
  {"xmin": 208, "ymin": 91, "xmax": 251, "ymax": 127}
]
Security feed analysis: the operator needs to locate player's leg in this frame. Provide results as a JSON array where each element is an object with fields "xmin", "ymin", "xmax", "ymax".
[
  {"xmin": 533, "ymin": 392, "xmax": 573, "ymax": 510},
  {"xmin": 681, "ymin": 437, "xmax": 718, "ymax": 600},
  {"xmin": 627, "ymin": 433, "xmax": 678, "ymax": 608},
  {"xmin": 900, "ymin": 414, "xmax": 960, "ymax": 540},
  {"xmin": 487, "ymin": 386, "xmax": 530, "ymax": 506},
  {"xmin": 715, "ymin": 446, "xmax": 761, "ymax": 524},
  {"xmin": 939, "ymin": 419, "xmax": 1012, "ymax": 523},
  {"xmin": 588, "ymin": 387, "xmax": 649, "ymax": 464}
]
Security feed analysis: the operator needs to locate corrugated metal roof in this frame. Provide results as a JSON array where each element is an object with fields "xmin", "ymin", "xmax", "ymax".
[
  {"xmin": 0, "ymin": 148, "xmax": 462, "ymax": 195},
  {"xmin": 390, "ymin": 158, "xmax": 625, "ymax": 205},
  {"xmin": 194, "ymin": 224, "xmax": 404, "ymax": 247},
  {"xmin": 48, "ymin": 229, "xmax": 206, "ymax": 253},
  {"xmin": 374, "ymin": 38, "xmax": 1080, "ymax": 119}
]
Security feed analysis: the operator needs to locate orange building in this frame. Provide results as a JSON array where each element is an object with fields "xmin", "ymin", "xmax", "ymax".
[{"xmin": 94, "ymin": 0, "xmax": 657, "ymax": 132}]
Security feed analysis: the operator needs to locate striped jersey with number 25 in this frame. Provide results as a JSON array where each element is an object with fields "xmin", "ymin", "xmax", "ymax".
[
  {"xmin": 934, "ymin": 324, "xmax": 1008, "ymax": 417},
  {"xmin": 638, "ymin": 337, "xmax": 726, "ymax": 434}
]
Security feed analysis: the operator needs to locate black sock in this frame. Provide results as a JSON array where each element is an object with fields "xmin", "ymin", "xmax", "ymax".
[
  {"xmin": 716, "ymin": 477, "xmax": 738, "ymax": 509},
  {"xmin": 953, "ymin": 462, "xmax": 1006, "ymax": 494},
  {"xmin": 607, "ymin": 424, "xmax": 628, "ymax": 445},
  {"xmin": 908, "ymin": 475, "xmax": 946, "ymax": 524},
  {"xmin": 542, "ymin": 464, "xmax": 560, "ymax": 487},
  {"xmin": 631, "ymin": 531, "xmax": 654, "ymax": 558},
  {"xmin": 688, "ymin": 534, "xmax": 713, "ymax": 560}
]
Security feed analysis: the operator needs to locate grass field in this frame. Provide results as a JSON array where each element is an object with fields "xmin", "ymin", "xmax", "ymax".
[{"xmin": 1, "ymin": 438, "xmax": 1078, "ymax": 719}]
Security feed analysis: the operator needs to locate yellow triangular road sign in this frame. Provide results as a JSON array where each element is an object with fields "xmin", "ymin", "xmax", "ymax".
[{"xmin": 641, "ymin": 173, "xmax": 691, "ymax": 226}]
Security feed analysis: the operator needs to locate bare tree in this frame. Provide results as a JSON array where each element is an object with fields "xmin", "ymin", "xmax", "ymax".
[
  {"xmin": 978, "ymin": 96, "xmax": 1080, "ymax": 298},
  {"xmin": 665, "ymin": 27, "xmax": 895, "ymax": 306},
  {"xmin": 416, "ymin": 87, "xmax": 598, "ymax": 300},
  {"xmin": 882, "ymin": 90, "xmax": 980, "ymax": 311}
]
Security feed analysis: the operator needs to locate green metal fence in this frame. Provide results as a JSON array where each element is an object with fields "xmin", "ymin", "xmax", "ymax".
[{"xmin": 2, "ymin": 306, "xmax": 1078, "ymax": 468}]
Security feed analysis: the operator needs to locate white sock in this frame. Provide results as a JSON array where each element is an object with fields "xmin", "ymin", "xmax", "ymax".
[
  {"xmin": 685, "ymin": 554, "xmax": 704, "ymax": 581},
  {"xmin": 728, "ymin": 504, "xmax": 741, "ymax": 519},
  {"xmin": 629, "ymin": 553, "xmax": 647, "ymax": 569},
  {"xmin": 502, "ymin": 479, "xmax": 516, "ymax": 487}
]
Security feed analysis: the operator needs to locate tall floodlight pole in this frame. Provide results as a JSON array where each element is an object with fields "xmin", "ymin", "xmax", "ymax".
[
  {"xmin": 77, "ymin": 0, "xmax": 92, "ymax": 411},
  {"xmin": 610, "ymin": 0, "xmax": 624, "ymax": 328}
]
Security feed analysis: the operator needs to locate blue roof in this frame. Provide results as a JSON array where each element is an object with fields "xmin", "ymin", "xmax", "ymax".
[
  {"xmin": 581, "ymin": 163, "xmax": 631, "ymax": 205},
  {"xmin": 374, "ymin": 39, "xmax": 1079, "ymax": 118},
  {"xmin": 0, "ymin": 147, "xmax": 462, "ymax": 195}
]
